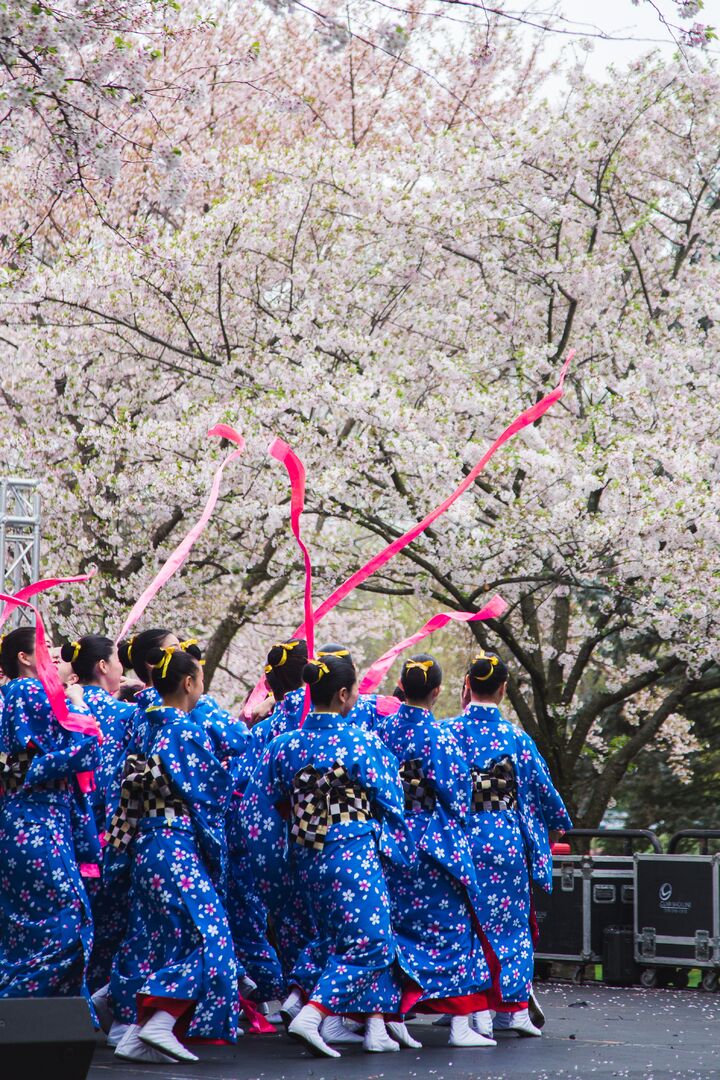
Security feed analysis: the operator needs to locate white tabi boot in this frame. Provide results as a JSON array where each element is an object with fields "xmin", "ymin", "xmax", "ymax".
[
  {"xmin": 503, "ymin": 1007, "xmax": 542, "ymax": 1037},
  {"xmin": 279, "ymin": 987, "xmax": 304, "ymax": 1030},
  {"xmin": 107, "ymin": 1021, "xmax": 130, "ymax": 1047},
  {"xmin": 471, "ymin": 1009, "xmax": 494, "ymax": 1039},
  {"xmin": 449, "ymin": 1014, "xmax": 497, "ymax": 1047},
  {"xmin": 387, "ymin": 1021, "xmax": 423, "ymax": 1049},
  {"xmin": 114, "ymin": 1023, "xmax": 175, "ymax": 1063},
  {"xmin": 91, "ymin": 983, "xmax": 113, "ymax": 1034},
  {"xmin": 139, "ymin": 1009, "xmax": 199, "ymax": 1061},
  {"xmin": 364, "ymin": 1016, "xmax": 400, "ymax": 1052},
  {"xmin": 288, "ymin": 1004, "xmax": 341, "ymax": 1058},
  {"xmin": 320, "ymin": 1015, "xmax": 365, "ymax": 1044}
]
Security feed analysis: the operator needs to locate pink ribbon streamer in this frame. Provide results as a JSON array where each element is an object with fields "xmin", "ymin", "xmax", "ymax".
[
  {"xmin": 115, "ymin": 424, "xmax": 245, "ymax": 643},
  {"xmin": 0, "ymin": 591, "xmax": 103, "ymax": 741},
  {"xmin": 238, "ymin": 995, "xmax": 277, "ymax": 1035},
  {"xmin": 246, "ymin": 353, "xmax": 572, "ymax": 705},
  {"xmin": 0, "ymin": 573, "xmax": 95, "ymax": 631},
  {"xmin": 268, "ymin": 439, "xmax": 315, "ymax": 723},
  {"xmin": 358, "ymin": 594, "xmax": 508, "ymax": 694}
]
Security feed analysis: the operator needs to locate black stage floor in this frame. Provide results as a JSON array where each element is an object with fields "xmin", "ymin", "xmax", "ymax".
[{"xmin": 89, "ymin": 984, "xmax": 720, "ymax": 1080}]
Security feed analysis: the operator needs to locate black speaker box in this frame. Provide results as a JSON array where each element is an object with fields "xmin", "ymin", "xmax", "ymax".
[{"xmin": 0, "ymin": 997, "xmax": 97, "ymax": 1080}]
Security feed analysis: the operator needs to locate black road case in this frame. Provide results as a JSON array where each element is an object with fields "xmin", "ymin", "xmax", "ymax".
[
  {"xmin": 534, "ymin": 829, "xmax": 660, "ymax": 977},
  {"xmin": 634, "ymin": 851, "xmax": 720, "ymax": 990}
]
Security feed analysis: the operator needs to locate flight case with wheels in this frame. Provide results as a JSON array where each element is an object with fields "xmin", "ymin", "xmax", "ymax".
[
  {"xmin": 634, "ymin": 830, "xmax": 720, "ymax": 991},
  {"xmin": 533, "ymin": 829, "xmax": 661, "ymax": 980}
]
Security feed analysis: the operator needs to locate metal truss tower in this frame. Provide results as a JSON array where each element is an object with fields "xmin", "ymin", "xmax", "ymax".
[{"xmin": 0, "ymin": 479, "xmax": 41, "ymax": 625}]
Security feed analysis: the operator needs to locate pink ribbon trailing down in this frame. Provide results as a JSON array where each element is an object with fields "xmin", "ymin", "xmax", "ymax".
[
  {"xmin": 359, "ymin": 594, "xmax": 508, "ymax": 694},
  {"xmin": 0, "ymin": 590, "xmax": 103, "ymax": 741},
  {"xmin": 245, "ymin": 352, "xmax": 573, "ymax": 707},
  {"xmin": 268, "ymin": 439, "xmax": 315, "ymax": 723},
  {"xmin": 0, "ymin": 573, "xmax": 95, "ymax": 631},
  {"xmin": 238, "ymin": 995, "xmax": 277, "ymax": 1035},
  {"xmin": 115, "ymin": 424, "xmax": 245, "ymax": 643}
]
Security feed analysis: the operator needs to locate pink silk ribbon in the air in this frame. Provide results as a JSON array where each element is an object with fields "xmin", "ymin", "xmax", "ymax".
[
  {"xmin": 0, "ymin": 591, "xmax": 103, "ymax": 741},
  {"xmin": 0, "ymin": 573, "xmax": 95, "ymax": 631},
  {"xmin": 115, "ymin": 424, "xmax": 245, "ymax": 643},
  {"xmin": 268, "ymin": 439, "xmax": 315, "ymax": 723},
  {"xmin": 245, "ymin": 352, "xmax": 572, "ymax": 709},
  {"xmin": 359, "ymin": 593, "xmax": 508, "ymax": 694}
]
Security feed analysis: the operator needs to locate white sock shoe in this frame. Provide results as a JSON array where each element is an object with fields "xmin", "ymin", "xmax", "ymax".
[
  {"xmin": 505, "ymin": 1008, "xmax": 542, "ymax": 1037},
  {"xmin": 114, "ymin": 1023, "xmax": 174, "ymax": 1062},
  {"xmin": 364, "ymin": 1016, "xmax": 400, "ymax": 1053},
  {"xmin": 471, "ymin": 1009, "xmax": 494, "ymax": 1038},
  {"xmin": 320, "ymin": 1015, "xmax": 364, "ymax": 1044},
  {"xmin": 139, "ymin": 1009, "xmax": 199, "ymax": 1062},
  {"xmin": 280, "ymin": 988, "xmax": 304, "ymax": 1030},
  {"xmin": 91, "ymin": 984, "xmax": 114, "ymax": 1034},
  {"xmin": 449, "ymin": 1014, "xmax": 497, "ymax": 1047},
  {"xmin": 107, "ymin": 1021, "xmax": 131, "ymax": 1047},
  {"xmin": 239, "ymin": 974, "xmax": 258, "ymax": 997},
  {"xmin": 387, "ymin": 1021, "xmax": 423, "ymax": 1049},
  {"xmin": 288, "ymin": 1004, "xmax": 341, "ymax": 1058}
]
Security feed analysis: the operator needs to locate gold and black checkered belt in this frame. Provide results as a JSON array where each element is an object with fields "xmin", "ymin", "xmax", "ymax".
[
  {"xmin": 399, "ymin": 758, "xmax": 436, "ymax": 814},
  {"xmin": 0, "ymin": 748, "xmax": 69, "ymax": 796},
  {"xmin": 290, "ymin": 762, "xmax": 372, "ymax": 851},
  {"xmin": 105, "ymin": 753, "xmax": 190, "ymax": 850},
  {"xmin": 470, "ymin": 756, "xmax": 517, "ymax": 812}
]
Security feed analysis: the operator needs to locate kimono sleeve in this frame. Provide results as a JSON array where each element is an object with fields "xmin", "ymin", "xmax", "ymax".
[
  {"xmin": 239, "ymin": 745, "xmax": 289, "ymax": 909},
  {"xmin": 357, "ymin": 734, "xmax": 413, "ymax": 865},
  {"xmin": 191, "ymin": 694, "xmax": 251, "ymax": 760},
  {"xmin": 156, "ymin": 721, "xmax": 233, "ymax": 879},
  {"xmin": 427, "ymin": 725, "xmax": 473, "ymax": 822},
  {"xmin": 516, "ymin": 730, "xmax": 572, "ymax": 832}
]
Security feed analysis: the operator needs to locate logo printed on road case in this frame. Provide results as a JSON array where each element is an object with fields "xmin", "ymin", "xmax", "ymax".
[{"xmin": 659, "ymin": 883, "xmax": 672, "ymax": 902}]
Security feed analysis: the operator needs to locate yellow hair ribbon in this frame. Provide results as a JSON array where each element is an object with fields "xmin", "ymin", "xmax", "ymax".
[
  {"xmin": 179, "ymin": 638, "xmax": 198, "ymax": 652},
  {"xmin": 70, "ymin": 641, "xmax": 82, "ymax": 663},
  {"xmin": 317, "ymin": 648, "xmax": 350, "ymax": 659},
  {"xmin": 405, "ymin": 658, "xmax": 434, "ymax": 682},
  {"xmin": 472, "ymin": 650, "xmax": 500, "ymax": 681},
  {"xmin": 266, "ymin": 640, "xmax": 300, "ymax": 671},
  {"xmin": 0, "ymin": 633, "xmax": 5, "ymax": 656},
  {"xmin": 309, "ymin": 659, "xmax": 330, "ymax": 680},
  {"xmin": 152, "ymin": 646, "xmax": 176, "ymax": 680},
  {"xmin": 126, "ymin": 635, "xmax": 136, "ymax": 663}
]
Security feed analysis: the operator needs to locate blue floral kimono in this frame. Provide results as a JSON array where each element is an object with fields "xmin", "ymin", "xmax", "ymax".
[
  {"xmin": 0, "ymin": 678, "xmax": 98, "ymax": 1002},
  {"xmin": 80, "ymin": 686, "xmax": 136, "ymax": 992},
  {"xmin": 444, "ymin": 704, "xmax": 572, "ymax": 1003},
  {"xmin": 109, "ymin": 705, "xmax": 239, "ymax": 1040},
  {"xmin": 241, "ymin": 712, "xmax": 417, "ymax": 1014},
  {"xmin": 375, "ymin": 704, "xmax": 491, "ymax": 1006}
]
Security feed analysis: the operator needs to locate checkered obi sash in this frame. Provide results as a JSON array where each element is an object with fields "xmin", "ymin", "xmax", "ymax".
[
  {"xmin": 399, "ymin": 758, "xmax": 436, "ymax": 814},
  {"xmin": 105, "ymin": 753, "xmax": 190, "ymax": 850},
  {"xmin": 470, "ymin": 756, "xmax": 517, "ymax": 812},
  {"xmin": 290, "ymin": 763, "xmax": 373, "ymax": 851},
  {"xmin": 0, "ymin": 748, "xmax": 68, "ymax": 796}
]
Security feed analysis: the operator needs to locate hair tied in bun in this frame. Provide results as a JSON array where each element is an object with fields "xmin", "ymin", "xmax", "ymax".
[
  {"xmin": 152, "ymin": 646, "xmax": 176, "ymax": 679},
  {"xmin": 472, "ymin": 650, "xmax": 500, "ymax": 680},
  {"xmin": 405, "ymin": 658, "xmax": 434, "ymax": 682}
]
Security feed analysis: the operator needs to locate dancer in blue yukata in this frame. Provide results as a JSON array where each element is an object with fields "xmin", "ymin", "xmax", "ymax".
[
  {"xmin": 445, "ymin": 650, "xmax": 572, "ymax": 1038},
  {"xmin": 60, "ymin": 635, "xmax": 136, "ymax": 996},
  {"xmin": 241, "ymin": 651, "xmax": 419, "ymax": 1059},
  {"xmin": 109, "ymin": 643, "xmax": 239, "ymax": 1064},
  {"xmin": 375, "ymin": 653, "xmax": 496, "ymax": 1048},
  {"xmin": 0, "ymin": 626, "xmax": 99, "ymax": 1007}
]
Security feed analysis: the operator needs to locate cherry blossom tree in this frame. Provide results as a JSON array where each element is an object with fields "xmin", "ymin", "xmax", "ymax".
[{"xmin": 2, "ymin": 4, "xmax": 719, "ymax": 823}]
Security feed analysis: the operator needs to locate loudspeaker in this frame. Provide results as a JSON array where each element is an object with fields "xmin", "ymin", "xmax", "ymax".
[{"xmin": 0, "ymin": 997, "xmax": 97, "ymax": 1080}]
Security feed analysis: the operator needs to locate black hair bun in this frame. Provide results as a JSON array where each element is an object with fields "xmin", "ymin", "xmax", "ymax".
[
  {"xmin": 145, "ymin": 646, "xmax": 166, "ymax": 666},
  {"xmin": 117, "ymin": 639, "xmax": 133, "ymax": 670},
  {"xmin": 302, "ymin": 660, "xmax": 324, "ymax": 685},
  {"xmin": 266, "ymin": 644, "xmax": 285, "ymax": 668},
  {"xmin": 60, "ymin": 642, "xmax": 77, "ymax": 663},
  {"xmin": 184, "ymin": 643, "xmax": 202, "ymax": 660}
]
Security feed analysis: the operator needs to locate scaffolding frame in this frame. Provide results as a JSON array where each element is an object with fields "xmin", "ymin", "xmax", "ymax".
[{"xmin": 0, "ymin": 478, "xmax": 41, "ymax": 626}]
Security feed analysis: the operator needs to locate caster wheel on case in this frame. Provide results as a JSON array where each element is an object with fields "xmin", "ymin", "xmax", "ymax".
[
  {"xmin": 700, "ymin": 972, "xmax": 718, "ymax": 993},
  {"xmin": 640, "ymin": 968, "xmax": 658, "ymax": 989}
]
